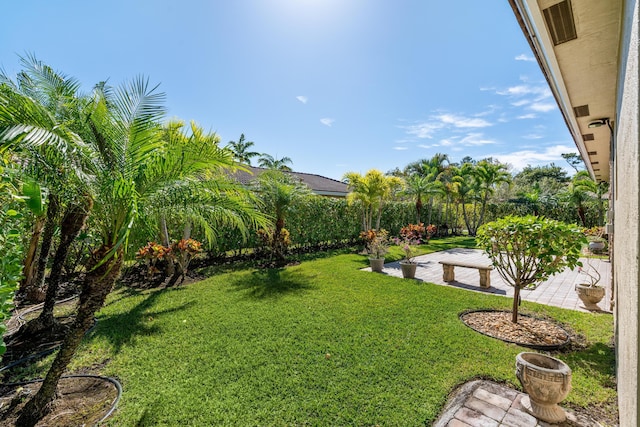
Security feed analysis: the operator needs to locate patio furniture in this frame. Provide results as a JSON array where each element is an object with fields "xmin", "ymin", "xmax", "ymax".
[{"xmin": 438, "ymin": 260, "xmax": 493, "ymax": 288}]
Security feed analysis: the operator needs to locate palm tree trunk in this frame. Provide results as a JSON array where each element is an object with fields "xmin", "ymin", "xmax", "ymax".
[
  {"xmin": 415, "ymin": 196, "xmax": 423, "ymax": 224},
  {"xmin": 16, "ymin": 245, "xmax": 123, "ymax": 427},
  {"xmin": 159, "ymin": 216, "xmax": 175, "ymax": 276},
  {"xmin": 29, "ymin": 194, "xmax": 60, "ymax": 303},
  {"xmin": 427, "ymin": 196, "xmax": 434, "ymax": 225},
  {"xmin": 36, "ymin": 201, "xmax": 90, "ymax": 328},
  {"xmin": 182, "ymin": 221, "xmax": 192, "ymax": 240},
  {"xmin": 18, "ymin": 215, "xmax": 45, "ymax": 301}
]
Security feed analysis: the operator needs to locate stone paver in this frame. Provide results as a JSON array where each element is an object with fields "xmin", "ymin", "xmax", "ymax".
[{"xmin": 367, "ymin": 248, "xmax": 612, "ymax": 312}]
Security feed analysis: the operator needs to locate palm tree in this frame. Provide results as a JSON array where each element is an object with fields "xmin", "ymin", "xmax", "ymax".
[
  {"xmin": 10, "ymin": 73, "xmax": 267, "ymax": 426},
  {"xmin": 343, "ymin": 169, "xmax": 403, "ymax": 231},
  {"xmin": 227, "ymin": 133, "xmax": 260, "ymax": 165},
  {"xmin": 402, "ymin": 173, "xmax": 444, "ymax": 224},
  {"xmin": 252, "ymin": 169, "xmax": 310, "ymax": 261},
  {"xmin": 0, "ymin": 55, "xmax": 89, "ymax": 304},
  {"xmin": 474, "ymin": 160, "xmax": 511, "ymax": 226},
  {"xmin": 258, "ymin": 153, "xmax": 293, "ymax": 171},
  {"xmin": 139, "ymin": 121, "xmax": 269, "ymax": 266}
]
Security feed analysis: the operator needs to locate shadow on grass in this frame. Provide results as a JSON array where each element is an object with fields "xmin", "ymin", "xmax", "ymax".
[
  {"xmin": 227, "ymin": 267, "xmax": 317, "ymax": 299},
  {"xmin": 92, "ymin": 288, "xmax": 195, "ymax": 354},
  {"xmin": 562, "ymin": 342, "xmax": 616, "ymax": 388}
]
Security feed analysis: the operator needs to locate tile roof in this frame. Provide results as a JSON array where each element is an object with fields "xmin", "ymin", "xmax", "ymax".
[{"xmin": 230, "ymin": 166, "xmax": 349, "ymax": 197}]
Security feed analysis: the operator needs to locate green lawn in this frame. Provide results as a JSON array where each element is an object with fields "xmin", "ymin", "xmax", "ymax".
[{"xmin": 15, "ymin": 238, "xmax": 615, "ymax": 425}]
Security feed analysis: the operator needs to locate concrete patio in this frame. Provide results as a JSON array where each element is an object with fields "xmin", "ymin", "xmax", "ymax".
[{"xmin": 366, "ymin": 248, "xmax": 612, "ymax": 313}]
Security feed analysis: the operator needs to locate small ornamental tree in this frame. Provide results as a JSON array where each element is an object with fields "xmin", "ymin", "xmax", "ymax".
[{"xmin": 476, "ymin": 215, "xmax": 586, "ymax": 323}]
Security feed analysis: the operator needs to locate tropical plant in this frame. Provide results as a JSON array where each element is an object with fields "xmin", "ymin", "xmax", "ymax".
[
  {"xmin": 343, "ymin": 169, "xmax": 403, "ymax": 232},
  {"xmin": 0, "ymin": 56, "xmax": 89, "ymax": 305},
  {"xmin": 258, "ymin": 153, "xmax": 293, "ymax": 171},
  {"xmin": 226, "ymin": 133, "xmax": 260, "ymax": 165},
  {"xmin": 0, "ymin": 163, "xmax": 26, "ymax": 359},
  {"xmin": 253, "ymin": 169, "xmax": 310, "ymax": 262},
  {"xmin": 402, "ymin": 172, "xmax": 443, "ymax": 224},
  {"xmin": 394, "ymin": 223, "xmax": 426, "ymax": 263},
  {"xmin": 5, "ymin": 70, "xmax": 267, "ymax": 426},
  {"xmin": 476, "ymin": 215, "xmax": 586, "ymax": 323},
  {"xmin": 360, "ymin": 229, "xmax": 389, "ymax": 259}
]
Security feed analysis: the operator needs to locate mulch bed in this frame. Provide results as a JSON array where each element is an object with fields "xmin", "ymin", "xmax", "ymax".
[
  {"xmin": 0, "ymin": 376, "xmax": 119, "ymax": 426},
  {"xmin": 460, "ymin": 310, "xmax": 571, "ymax": 349}
]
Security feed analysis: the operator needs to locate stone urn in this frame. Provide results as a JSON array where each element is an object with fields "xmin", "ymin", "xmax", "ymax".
[
  {"xmin": 399, "ymin": 261, "xmax": 417, "ymax": 279},
  {"xmin": 588, "ymin": 240, "xmax": 606, "ymax": 252},
  {"xmin": 515, "ymin": 352, "xmax": 572, "ymax": 423},
  {"xmin": 369, "ymin": 258, "xmax": 384, "ymax": 273},
  {"xmin": 575, "ymin": 283, "xmax": 605, "ymax": 310}
]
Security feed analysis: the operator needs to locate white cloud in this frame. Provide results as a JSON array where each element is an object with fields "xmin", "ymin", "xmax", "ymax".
[
  {"xmin": 517, "ymin": 113, "xmax": 537, "ymax": 119},
  {"xmin": 403, "ymin": 122, "xmax": 443, "ymax": 139},
  {"xmin": 393, "ymin": 146, "xmax": 409, "ymax": 151},
  {"xmin": 320, "ymin": 118, "xmax": 334, "ymax": 127},
  {"xmin": 488, "ymin": 144, "xmax": 575, "ymax": 171},
  {"xmin": 458, "ymin": 133, "xmax": 497, "ymax": 146},
  {"xmin": 436, "ymin": 114, "xmax": 492, "ymax": 128},
  {"xmin": 522, "ymin": 133, "xmax": 543, "ymax": 139},
  {"xmin": 296, "ymin": 95, "xmax": 308, "ymax": 104},
  {"xmin": 529, "ymin": 102, "xmax": 556, "ymax": 112},
  {"xmin": 496, "ymin": 84, "xmax": 551, "ymax": 100},
  {"xmin": 511, "ymin": 99, "xmax": 530, "ymax": 107},
  {"xmin": 439, "ymin": 139, "xmax": 454, "ymax": 147},
  {"xmin": 515, "ymin": 54, "xmax": 535, "ymax": 62},
  {"xmin": 418, "ymin": 144, "xmax": 436, "ymax": 149}
]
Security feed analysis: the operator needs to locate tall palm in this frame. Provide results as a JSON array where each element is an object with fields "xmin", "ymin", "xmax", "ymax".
[
  {"xmin": 452, "ymin": 163, "xmax": 482, "ymax": 236},
  {"xmin": 402, "ymin": 173, "xmax": 444, "ymax": 224},
  {"xmin": 258, "ymin": 153, "xmax": 293, "ymax": 171},
  {"xmin": 226, "ymin": 133, "xmax": 260, "ymax": 165},
  {"xmin": 474, "ymin": 160, "xmax": 511, "ymax": 226},
  {"xmin": 343, "ymin": 169, "xmax": 402, "ymax": 231}
]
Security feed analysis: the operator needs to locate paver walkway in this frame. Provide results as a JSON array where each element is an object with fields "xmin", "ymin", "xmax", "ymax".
[
  {"xmin": 367, "ymin": 248, "xmax": 612, "ymax": 312},
  {"xmin": 364, "ymin": 249, "xmax": 612, "ymax": 426}
]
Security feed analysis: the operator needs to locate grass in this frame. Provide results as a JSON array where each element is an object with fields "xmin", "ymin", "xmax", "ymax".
[{"xmin": 13, "ymin": 237, "xmax": 615, "ymax": 425}]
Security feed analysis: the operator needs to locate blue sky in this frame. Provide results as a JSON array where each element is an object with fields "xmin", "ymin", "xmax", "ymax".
[{"xmin": 1, "ymin": 0, "xmax": 577, "ymax": 180}]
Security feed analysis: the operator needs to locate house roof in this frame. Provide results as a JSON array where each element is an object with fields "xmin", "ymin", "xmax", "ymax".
[
  {"xmin": 230, "ymin": 166, "xmax": 349, "ymax": 197},
  {"xmin": 508, "ymin": 0, "xmax": 623, "ymax": 183}
]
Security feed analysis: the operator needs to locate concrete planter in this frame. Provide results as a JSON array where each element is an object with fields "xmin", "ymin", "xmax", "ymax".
[
  {"xmin": 575, "ymin": 283, "xmax": 605, "ymax": 310},
  {"xmin": 515, "ymin": 352, "xmax": 572, "ymax": 423},
  {"xmin": 399, "ymin": 261, "xmax": 417, "ymax": 279},
  {"xmin": 369, "ymin": 258, "xmax": 384, "ymax": 273},
  {"xmin": 588, "ymin": 240, "xmax": 606, "ymax": 252}
]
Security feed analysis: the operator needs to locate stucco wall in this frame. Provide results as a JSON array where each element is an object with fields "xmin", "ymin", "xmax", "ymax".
[{"xmin": 613, "ymin": 0, "xmax": 639, "ymax": 425}]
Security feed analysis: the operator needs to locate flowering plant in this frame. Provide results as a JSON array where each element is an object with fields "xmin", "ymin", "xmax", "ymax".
[
  {"xmin": 394, "ymin": 223, "xmax": 426, "ymax": 263},
  {"xmin": 578, "ymin": 257, "xmax": 602, "ymax": 287},
  {"xmin": 360, "ymin": 229, "xmax": 389, "ymax": 259}
]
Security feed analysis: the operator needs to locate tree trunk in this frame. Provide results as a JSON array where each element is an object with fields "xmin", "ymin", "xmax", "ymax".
[
  {"xmin": 427, "ymin": 196, "xmax": 434, "ymax": 225},
  {"xmin": 159, "ymin": 216, "xmax": 175, "ymax": 276},
  {"xmin": 577, "ymin": 204, "xmax": 587, "ymax": 227},
  {"xmin": 17, "ymin": 215, "xmax": 45, "ymax": 302},
  {"xmin": 512, "ymin": 286, "xmax": 521, "ymax": 323},
  {"xmin": 16, "ymin": 245, "xmax": 123, "ymax": 427},
  {"xmin": 29, "ymin": 194, "xmax": 60, "ymax": 303},
  {"xmin": 415, "ymin": 196, "xmax": 422, "ymax": 224},
  {"xmin": 36, "ymin": 200, "xmax": 91, "ymax": 328}
]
